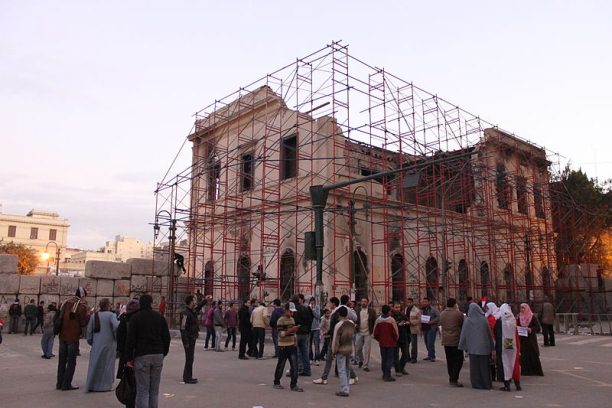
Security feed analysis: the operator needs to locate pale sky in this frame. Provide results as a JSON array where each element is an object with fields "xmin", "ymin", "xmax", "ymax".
[{"xmin": 1, "ymin": 1, "xmax": 610, "ymax": 249}]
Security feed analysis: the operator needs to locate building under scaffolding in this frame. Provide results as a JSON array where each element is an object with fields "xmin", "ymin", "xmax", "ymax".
[{"xmin": 153, "ymin": 42, "xmax": 606, "ymax": 318}]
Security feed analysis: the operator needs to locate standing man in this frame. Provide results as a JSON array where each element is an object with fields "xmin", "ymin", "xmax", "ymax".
[
  {"xmin": 332, "ymin": 306, "xmax": 355, "ymax": 397},
  {"xmin": 23, "ymin": 299, "xmax": 37, "ymax": 336},
  {"xmin": 269, "ymin": 299, "xmax": 284, "ymax": 358},
  {"xmin": 238, "ymin": 299, "xmax": 252, "ymax": 360},
  {"xmin": 421, "ymin": 297, "xmax": 440, "ymax": 362},
  {"xmin": 540, "ymin": 296, "xmax": 555, "ymax": 347},
  {"xmin": 8, "ymin": 298, "xmax": 22, "ymax": 334},
  {"xmin": 440, "ymin": 298, "xmax": 465, "ymax": 387},
  {"xmin": 272, "ymin": 302, "xmax": 303, "ymax": 392},
  {"xmin": 180, "ymin": 295, "xmax": 205, "ymax": 384},
  {"xmin": 251, "ymin": 300, "xmax": 269, "ymax": 359},
  {"xmin": 224, "ymin": 302, "xmax": 238, "ymax": 351},
  {"xmin": 33, "ymin": 300, "xmax": 45, "ymax": 334},
  {"xmin": 213, "ymin": 301, "xmax": 226, "ymax": 352},
  {"xmin": 391, "ymin": 301, "xmax": 410, "ymax": 376},
  {"xmin": 126, "ymin": 294, "xmax": 171, "ymax": 408},
  {"xmin": 56, "ymin": 287, "xmax": 89, "ymax": 391},
  {"xmin": 405, "ymin": 298, "xmax": 421, "ymax": 364},
  {"xmin": 373, "ymin": 304, "xmax": 399, "ymax": 382},
  {"xmin": 354, "ymin": 297, "xmax": 377, "ymax": 372},
  {"xmin": 292, "ymin": 294, "xmax": 313, "ymax": 376}
]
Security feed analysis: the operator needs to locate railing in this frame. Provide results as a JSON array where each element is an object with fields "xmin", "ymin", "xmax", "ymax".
[{"xmin": 555, "ymin": 313, "xmax": 612, "ymax": 335}]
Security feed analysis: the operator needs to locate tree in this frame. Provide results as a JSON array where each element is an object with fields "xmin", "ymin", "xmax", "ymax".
[{"xmin": 0, "ymin": 242, "xmax": 40, "ymax": 275}]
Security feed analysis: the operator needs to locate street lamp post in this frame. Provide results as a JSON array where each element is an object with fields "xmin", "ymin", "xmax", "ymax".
[
  {"xmin": 348, "ymin": 185, "xmax": 370, "ymax": 301},
  {"xmin": 43, "ymin": 241, "xmax": 61, "ymax": 276}
]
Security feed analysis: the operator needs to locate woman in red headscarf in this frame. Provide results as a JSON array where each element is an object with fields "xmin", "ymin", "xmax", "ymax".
[{"xmin": 517, "ymin": 303, "xmax": 544, "ymax": 376}]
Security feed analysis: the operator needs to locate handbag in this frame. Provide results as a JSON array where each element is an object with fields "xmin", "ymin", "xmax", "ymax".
[{"xmin": 115, "ymin": 366, "xmax": 136, "ymax": 405}]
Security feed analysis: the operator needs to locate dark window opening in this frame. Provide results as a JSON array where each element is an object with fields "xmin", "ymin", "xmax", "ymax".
[
  {"xmin": 425, "ymin": 257, "xmax": 439, "ymax": 301},
  {"xmin": 207, "ymin": 161, "xmax": 221, "ymax": 201},
  {"xmin": 240, "ymin": 153, "xmax": 254, "ymax": 192},
  {"xmin": 30, "ymin": 227, "xmax": 38, "ymax": 240},
  {"xmin": 237, "ymin": 255, "xmax": 251, "ymax": 301},
  {"xmin": 204, "ymin": 261, "xmax": 214, "ymax": 296},
  {"xmin": 353, "ymin": 249, "xmax": 369, "ymax": 301},
  {"xmin": 391, "ymin": 254, "xmax": 405, "ymax": 302},
  {"xmin": 480, "ymin": 261, "xmax": 490, "ymax": 298},
  {"xmin": 49, "ymin": 229, "xmax": 57, "ymax": 241},
  {"xmin": 8, "ymin": 225, "xmax": 16, "ymax": 238},
  {"xmin": 496, "ymin": 163, "xmax": 511, "ymax": 210},
  {"xmin": 281, "ymin": 134, "xmax": 298, "ymax": 180},
  {"xmin": 517, "ymin": 176, "xmax": 528, "ymax": 215},
  {"xmin": 458, "ymin": 259, "xmax": 469, "ymax": 303},
  {"xmin": 503, "ymin": 264, "xmax": 514, "ymax": 302},
  {"xmin": 534, "ymin": 185, "xmax": 545, "ymax": 218}
]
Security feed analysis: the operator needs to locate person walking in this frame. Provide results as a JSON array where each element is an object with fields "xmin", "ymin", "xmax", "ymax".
[
  {"xmin": 458, "ymin": 303, "xmax": 495, "ymax": 390},
  {"xmin": 204, "ymin": 301, "xmax": 216, "ymax": 350},
  {"xmin": 517, "ymin": 303, "xmax": 544, "ymax": 376},
  {"xmin": 214, "ymin": 301, "xmax": 226, "ymax": 352},
  {"xmin": 496, "ymin": 303, "xmax": 521, "ymax": 391},
  {"xmin": 224, "ymin": 302, "xmax": 238, "ymax": 351},
  {"xmin": 354, "ymin": 297, "xmax": 377, "ymax": 372},
  {"xmin": 86, "ymin": 298, "xmax": 119, "ymax": 392},
  {"xmin": 405, "ymin": 298, "xmax": 421, "ymax": 364},
  {"xmin": 440, "ymin": 298, "xmax": 465, "ymax": 387},
  {"xmin": 373, "ymin": 304, "xmax": 399, "ymax": 382},
  {"xmin": 23, "ymin": 299, "xmax": 37, "ymax": 336},
  {"xmin": 540, "ymin": 297, "xmax": 555, "ymax": 347},
  {"xmin": 117, "ymin": 298, "xmax": 140, "ymax": 408},
  {"xmin": 421, "ymin": 297, "xmax": 440, "ymax": 362},
  {"xmin": 180, "ymin": 295, "xmax": 206, "ymax": 384},
  {"xmin": 56, "ymin": 287, "xmax": 90, "ymax": 391},
  {"xmin": 238, "ymin": 299, "xmax": 253, "ymax": 360},
  {"xmin": 269, "ymin": 299, "xmax": 284, "ymax": 357},
  {"xmin": 333, "ymin": 306, "xmax": 355, "ymax": 397},
  {"xmin": 126, "ymin": 294, "xmax": 171, "ymax": 408},
  {"xmin": 41, "ymin": 303, "xmax": 57, "ymax": 359},
  {"xmin": 8, "ymin": 298, "xmax": 22, "ymax": 334},
  {"xmin": 272, "ymin": 302, "xmax": 303, "ymax": 392},
  {"xmin": 308, "ymin": 296, "xmax": 321, "ymax": 366},
  {"xmin": 251, "ymin": 300, "xmax": 269, "ymax": 359}
]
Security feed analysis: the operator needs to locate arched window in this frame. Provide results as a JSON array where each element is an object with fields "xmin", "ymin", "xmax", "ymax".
[
  {"xmin": 204, "ymin": 261, "xmax": 214, "ymax": 296},
  {"xmin": 541, "ymin": 267, "xmax": 551, "ymax": 297},
  {"xmin": 354, "ymin": 249, "xmax": 369, "ymax": 301},
  {"xmin": 391, "ymin": 254, "xmax": 405, "ymax": 303},
  {"xmin": 503, "ymin": 264, "xmax": 514, "ymax": 302},
  {"xmin": 425, "ymin": 257, "xmax": 439, "ymax": 301},
  {"xmin": 458, "ymin": 259, "xmax": 469, "ymax": 303},
  {"xmin": 237, "ymin": 255, "xmax": 251, "ymax": 301},
  {"xmin": 279, "ymin": 249, "xmax": 295, "ymax": 302},
  {"xmin": 480, "ymin": 261, "xmax": 490, "ymax": 298}
]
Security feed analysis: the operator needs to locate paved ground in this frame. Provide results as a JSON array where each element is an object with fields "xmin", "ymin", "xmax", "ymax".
[{"xmin": 1, "ymin": 331, "xmax": 611, "ymax": 407}]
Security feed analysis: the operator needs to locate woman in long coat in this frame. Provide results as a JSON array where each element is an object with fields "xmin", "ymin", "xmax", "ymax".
[
  {"xmin": 496, "ymin": 303, "xmax": 521, "ymax": 391},
  {"xmin": 459, "ymin": 303, "xmax": 495, "ymax": 389},
  {"xmin": 86, "ymin": 298, "xmax": 119, "ymax": 392},
  {"xmin": 517, "ymin": 303, "xmax": 544, "ymax": 376}
]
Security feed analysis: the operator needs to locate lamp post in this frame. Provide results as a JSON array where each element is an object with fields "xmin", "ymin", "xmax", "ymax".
[
  {"xmin": 348, "ymin": 185, "xmax": 370, "ymax": 301},
  {"xmin": 43, "ymin": 241, "xmax": 61, "ymax": 276}
]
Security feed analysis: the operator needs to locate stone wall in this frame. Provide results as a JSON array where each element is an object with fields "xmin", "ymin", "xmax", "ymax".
[{"xmin": 0, "ymin": 255, "xmax": 173, "ymax": 332}]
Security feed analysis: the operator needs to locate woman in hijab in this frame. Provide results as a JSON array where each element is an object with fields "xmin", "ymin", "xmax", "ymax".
[
  {"xmin": 496, "ymin": 303, "xmax": 521, "ymax": 391},
  {"xmin": 459, "ymin": 303, "xmax": 495, "ymax": 390},
  {"xmin": 86, "ymin": 298, "xmax": 120, "ymax": 392},
  {"xmin": 517, "ymin": 303, "xmax": 544, "ymax": 376},
  {"xmin": 485, "ymin": 302, "xmax": 500, "ymax": 382}
]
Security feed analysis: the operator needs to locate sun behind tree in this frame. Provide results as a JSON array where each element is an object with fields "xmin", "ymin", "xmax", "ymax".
[{"xmin": 0, "ymin": 242, "xmax": 39, "ymax": 275}]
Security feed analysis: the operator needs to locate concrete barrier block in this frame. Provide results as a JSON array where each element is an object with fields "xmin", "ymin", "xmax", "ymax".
[
  {"xmin": 85, "ymin": 260, "xmax": 131, "ymax": 280},
  {"xmin": 127, "ymin": 258, "xmax": 155, "ymax": 276},
  {"xmin": 19, "ymin": 275, "xmax": 41, "ymax": 294},
  {"xmin": 22, "ymin": 294, "xmax": 39, "ymax": 305},
  {"xmin": 147, "ymin": 276, "xmax": 163, "ymax": 293},
  {"xmin": 130, "ymin": 275, "xmax": 148, "ymax": 293},
  {"xmin": 40, "ymin": 276, "xmax": 60, "ymax": 294},
  {"xmin": 96, "ymin": 279, "xmax": 114, "ymax": 296},
  {"xmin": 114, "ymin": 280, "xmax": 131, "ymax": 297},
  {"xmin": 60, "ymin": 277, "xmax": 80, "ymax": 296},
  {"xmin": 79, "ymin": 278, "xmax": 97, "ymax": 298},
  {"xmin": 39, "ymin": 294, "xmax": 60, "ymax": 308},
  {"xmin": 0, "ymin": 254, "xmax": 18, "ymax": 274},
  {"xmin": 0, "ymin": 274, "xmax": 20, "ymax": 294}
]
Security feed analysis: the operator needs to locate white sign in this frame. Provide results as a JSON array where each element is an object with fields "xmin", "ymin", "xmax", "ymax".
[
  {"xmin": 421, "ymin": 315, "xmax": 431, "ymax": 323},
  {"xmin": 517, "ymin": 326, "xmax": 529, "ymax": 337}
]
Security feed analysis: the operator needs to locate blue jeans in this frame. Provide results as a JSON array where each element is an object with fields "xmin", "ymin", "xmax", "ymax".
[
  {"xmin": 424, "ymin": 328, "xmax": 437, "ymax": 359},
  {"xmin": 380, "ymin": 346, "xmax": 395, "ymax": 379},
  {"xmin": 296, "ymin": 333, "xmax": 311, "ymax": 375},
  {"xmin": 134, "ymin": 354, "xmax": 164, "ymax": 408},
  {"xmin": 41, "ymin": 333, "xmax": 55, "ymax": 357},
  {"xmin": 56, "ymin": 341, "xmax": 79, "ymax": 389},
  {"xmin": 309, "ymin": 330, "xmax": 320, "ymax": 361},
  {"xmin": 336, "ymin": 354, "xmax": 350, "ymax": 394}
]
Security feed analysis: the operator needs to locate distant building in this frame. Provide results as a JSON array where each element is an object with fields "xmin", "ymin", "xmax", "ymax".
[
  {"xmin": 104, "ymin": 235, "xmax": 154, "ymax": 262},
  {"xmin": 0, "ymin": 209, "xmax": 69, "ymax": 274}
]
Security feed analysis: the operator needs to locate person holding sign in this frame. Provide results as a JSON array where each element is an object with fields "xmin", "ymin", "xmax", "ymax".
[
  {"xmin": 517, "ymin": 303, "xmax": 543, "ymax": 376},
  {"xmin": 420, "ymin": 297, "xmax": 440, "ymax": 362}
]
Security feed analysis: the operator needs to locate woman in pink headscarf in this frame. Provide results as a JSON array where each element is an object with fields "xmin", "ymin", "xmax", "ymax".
[{"xmin": 517, "ymin": 303, "xmax": 543, "ymax": 376}]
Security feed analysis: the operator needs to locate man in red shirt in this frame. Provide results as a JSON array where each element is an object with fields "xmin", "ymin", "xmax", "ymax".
[{"xmin": 373, "ymin": 304, "xmax": 399, "ymax": 382}]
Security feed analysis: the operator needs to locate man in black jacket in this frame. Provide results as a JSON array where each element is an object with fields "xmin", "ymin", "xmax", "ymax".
[
  {"xmin": 126, "ymin": 294, "xmax": 170, "ymax": 408},
  {"xmin": 180, "ymin": 295, "xmax": 206, "ymax": 384},
  {"xmin": 292, "ymin": 294, "xmax": 313, "ymax": 376},
  {"xmin": 238, "ymin": 299, "xmax": 252, "ymax": 360}
]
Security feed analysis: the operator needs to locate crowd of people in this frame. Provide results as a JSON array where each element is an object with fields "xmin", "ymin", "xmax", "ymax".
[{"xmin": 1, "ymin": 288, "xmax": 554, "ymax": 406}]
